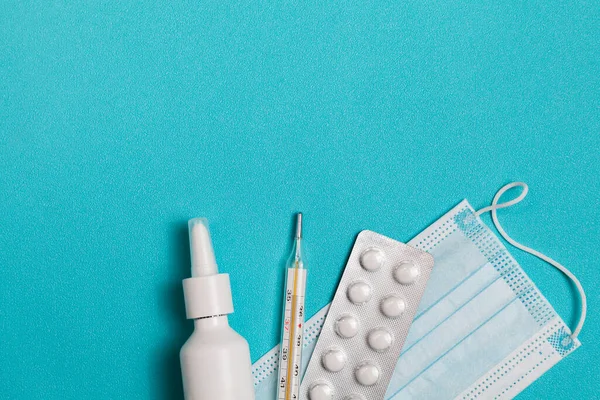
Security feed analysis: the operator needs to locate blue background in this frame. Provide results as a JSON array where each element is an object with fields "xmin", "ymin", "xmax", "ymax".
[{"xmin": 1, "ymin": 1, "xmax": 598, "ymax": 399}]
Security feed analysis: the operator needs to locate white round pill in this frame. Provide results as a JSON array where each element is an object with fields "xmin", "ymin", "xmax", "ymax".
[
  {"xmin": 308, "ymin": 382, "xmax": 333, "ymax": 400},
  {"xmin": 380, "ymin": 294, "xmax": 406, "ymax": 318},
  {"xmin": 359, "ymin": 247, "xmax": 385, "ymax": 271},
  {"xmin": 347, "ymin": 281, "xmax": 372, "ymax": 304},
  {"xmin": 321, "ymin": 348, "xmax": 347, "ymax": 372},
  {"xmin": 355, "ymin": 362, "xmax": 380, "ymax": 386},
  {"xmin": 367, "ymin": 328, "xmax": 393, "ymax": 352},
  {"xmin": 393, "ymin": 261, "xmax": 420, "ymax": 284},
  {"xmin": 335, "ymin": 314, "xmax": 359, "ymax": 338}
]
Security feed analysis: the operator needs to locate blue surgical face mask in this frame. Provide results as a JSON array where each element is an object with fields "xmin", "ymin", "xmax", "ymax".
[{"xmin": 252, "ymin": 182, "xmax": 586, "ymax": 399}]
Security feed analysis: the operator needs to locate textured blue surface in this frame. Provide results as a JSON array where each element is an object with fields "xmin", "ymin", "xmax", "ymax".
[{"xmin": 0, "ymin": 1, "xmax": 598, "ymax": 399}]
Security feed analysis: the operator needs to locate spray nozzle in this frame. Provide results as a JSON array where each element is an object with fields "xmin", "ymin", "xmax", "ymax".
[{"xmin": 188, "ymin": 218, "xmax": 218, "ymax": 277}]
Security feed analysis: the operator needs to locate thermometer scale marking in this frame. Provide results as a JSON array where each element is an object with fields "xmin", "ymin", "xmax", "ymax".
[{"xmin": 277, "ymin": 265, "xmax": 306, "ymax": 400}]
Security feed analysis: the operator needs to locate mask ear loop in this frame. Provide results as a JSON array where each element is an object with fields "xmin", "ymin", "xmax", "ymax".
[{"xmin": 475, "ymin": 182, "xmax": 586, "ymax": 342}]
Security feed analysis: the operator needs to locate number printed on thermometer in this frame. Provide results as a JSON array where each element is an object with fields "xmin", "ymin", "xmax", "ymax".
[{"xmin": 277, "ymin": 267, "xmax": 307, "ymax": 400}]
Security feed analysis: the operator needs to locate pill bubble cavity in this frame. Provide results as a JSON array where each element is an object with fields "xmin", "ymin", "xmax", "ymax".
[
  {"xmin": 393, "ymin": 261, "xmax": 420, "ymax": 285},
  {"xmin": 308, "ymin": 382, "xmax": 334, "ymax": 400},
  {"xmin": 367, "ymin": 328, "xmax": 393, "ymax": 352},
  {"xmin": 380, "ymin": 294, "xmax": 406, "ymax": 318},
  {"xmin": 355, "ymin": 361, "xmax": 380, "ymax": 386},
  {"xmin": 359, "ymin": 247, "xmax": 385, "ymax": 271},
  {"xmin": 347, "ymin": 281, "xmax": 372, "ymax": 304},
  {"xmin": 343, "ymin": 395, "xmax": 366, "ymax": 400},
  {"xmin": 321, "ymin": 347, "xmax": 347, "ymax": 372},
  {"xmin": 335, "ymin": 314, "xmax": 359, "ymax": 338}
]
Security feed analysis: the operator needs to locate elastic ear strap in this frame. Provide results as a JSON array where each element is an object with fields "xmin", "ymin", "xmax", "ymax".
[{"xmin": 475, "ymin": 182, "xmax": 586, "ymax": 341}]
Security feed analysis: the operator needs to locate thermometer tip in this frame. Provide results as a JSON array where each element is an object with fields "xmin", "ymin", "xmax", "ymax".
[{"xmin": 296, "ymin": 213, "xmax": 302, "ymax": 239}]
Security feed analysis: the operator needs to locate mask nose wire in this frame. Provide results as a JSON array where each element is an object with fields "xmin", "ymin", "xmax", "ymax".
[{"xmin": 475, "ymin": 182, "xmax": 587, "ymax": 342}]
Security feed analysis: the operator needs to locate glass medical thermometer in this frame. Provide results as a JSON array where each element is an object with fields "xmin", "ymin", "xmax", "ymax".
[{"xmin": 277, "ymin": 213, "xmax": 307, "ymax": 400}]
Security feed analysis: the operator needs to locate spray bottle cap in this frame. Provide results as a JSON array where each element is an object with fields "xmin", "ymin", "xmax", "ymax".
[{"xmin": 182, "ymin": 218, "xmax": 233, "ymax": 319}]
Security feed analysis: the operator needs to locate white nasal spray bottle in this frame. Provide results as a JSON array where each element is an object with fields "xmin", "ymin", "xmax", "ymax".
[{"xmin": 180, "ymin": 218, "xmax": 255, "ymax": 400}]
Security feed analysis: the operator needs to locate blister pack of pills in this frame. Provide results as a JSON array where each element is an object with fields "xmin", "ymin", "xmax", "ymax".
[{"xmin": 299, "ymin": 230, "xmax": 434, "ymax": 400}]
